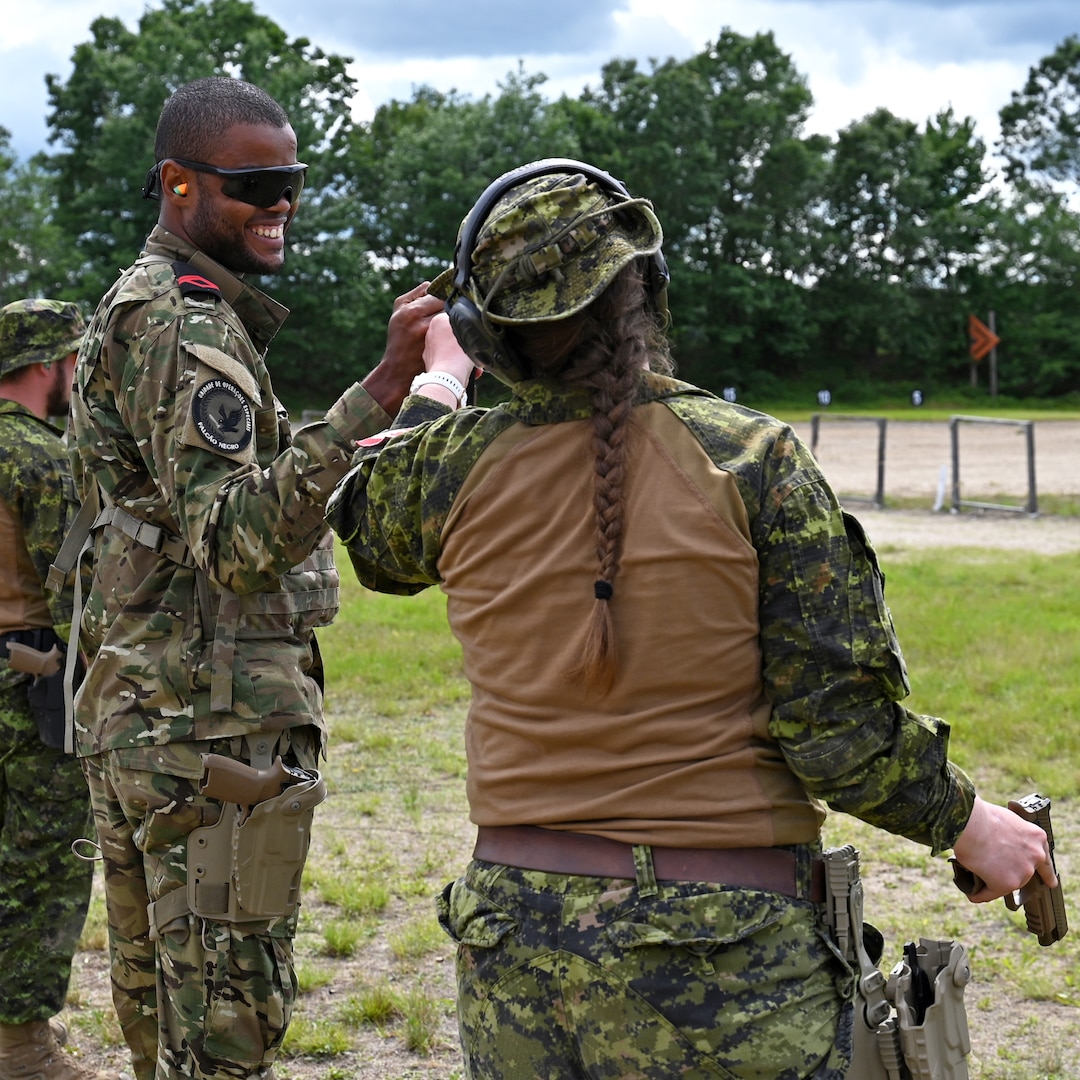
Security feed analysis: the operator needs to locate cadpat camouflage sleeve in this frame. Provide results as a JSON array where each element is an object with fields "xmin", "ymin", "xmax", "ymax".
[
  {"xmin": 753, "ymin": 447, "xmax": 975, "ymax": 855},
  {"xmin": 327, "ymin": 397, "xmax": 504, "ymax": 593},
  {"xmin": 23, "ymin": 437, "xmax": 78, "ymax": 644},
  {"xmin": 0, "ymin": 411, "xmax": 78, "ymax": 641}
]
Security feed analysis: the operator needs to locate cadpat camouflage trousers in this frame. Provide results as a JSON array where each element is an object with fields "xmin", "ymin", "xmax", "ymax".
[
  {"xmin": 82, "ymin": 732, "xmax": 318, "ymax": 1080},
  {"xmin": 437, "ymin": 848, "xmax": 854, "ymax": 1080},
  {"xmin": 0, "ymin": 684, "xmax": 95, "ymax": 1023}
]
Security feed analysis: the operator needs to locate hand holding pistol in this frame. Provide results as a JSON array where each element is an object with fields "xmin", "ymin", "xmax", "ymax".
[{"xmin": 952, "ymin": 793, "xmax": 1067, "ymax": 946}]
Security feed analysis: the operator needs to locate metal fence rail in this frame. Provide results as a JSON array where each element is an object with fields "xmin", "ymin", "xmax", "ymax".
[
  {"xmin": 949, "ymin": 414, "xmax": 1038, "ymax": 516},
  {"xmin": 810, "ymin": 413, "xmax": 887, "ymax": 509}
]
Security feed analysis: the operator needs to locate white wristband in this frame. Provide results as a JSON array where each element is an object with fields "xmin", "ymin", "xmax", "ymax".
[{"xmin": 410, "ymin": 371, "xmax": 467, "ymax": 407}]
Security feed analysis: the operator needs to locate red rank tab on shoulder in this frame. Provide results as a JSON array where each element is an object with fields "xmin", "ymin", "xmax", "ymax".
[
  {"xmin": 178, "ymin": 273, "xmax": 220, "ymax": 293},
  {"xmin": 172, "ymin": 260, "xmax": 222, "ymax": 299}
]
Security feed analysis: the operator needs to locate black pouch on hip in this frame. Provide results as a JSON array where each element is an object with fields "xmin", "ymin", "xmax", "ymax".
[{"xmin": 27, "ymin": 668, "xmax": 68, "ymax": 749}]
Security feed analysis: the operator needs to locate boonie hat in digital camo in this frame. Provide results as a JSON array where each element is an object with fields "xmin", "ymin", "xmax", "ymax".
[
  {"xmin": 429, "ymin": 170, "xmax": 663, "ymax": 324},
  {"xmin": 0, "ymin": 298, "xmax": 86, "ymax": 380}
]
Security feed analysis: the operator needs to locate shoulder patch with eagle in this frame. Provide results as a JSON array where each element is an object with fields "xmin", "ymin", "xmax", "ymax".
[
  {"xmin": 177, "ymin": 339, "xmax": 261, "ymax": 462},
  {"xmin": 192, "ymin": 376, "xmax": 253, "ymax": 454}
]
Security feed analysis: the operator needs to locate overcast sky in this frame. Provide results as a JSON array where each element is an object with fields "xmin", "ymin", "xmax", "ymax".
[{"xmin": 2, "ymin": 0, "xmax": 1076, "ymax": 165}]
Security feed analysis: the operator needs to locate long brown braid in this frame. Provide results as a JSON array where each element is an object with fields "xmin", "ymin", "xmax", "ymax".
[{"xmin": 507, "ymin": 260, "xmax": 673, "ymax": 693}]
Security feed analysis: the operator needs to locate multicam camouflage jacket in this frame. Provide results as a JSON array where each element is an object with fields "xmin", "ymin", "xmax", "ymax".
[
  {"xmin": 0, "ymin": 400, "xmax": 78, "ymax": 690},
  {"xmin": 68, "ymin": 226, "xmax": 394, "ymax": 764},
  {"xmin": 327, "ymin": 372, "xmax": 976, "ymax": 855}
]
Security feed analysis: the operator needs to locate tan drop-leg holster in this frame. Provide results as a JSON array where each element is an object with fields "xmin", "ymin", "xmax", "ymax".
[
  {"xmin": 824, "ymin": 845, "xmax": 972, "ymax": 1080},
  {"xmin": 186, "ymin": 768, "xmax": 328, "ymax": 923}
]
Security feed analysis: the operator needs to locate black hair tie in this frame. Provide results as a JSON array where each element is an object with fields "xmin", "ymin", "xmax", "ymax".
[{"xmin": 594, "ymin": 580, "xmax": 614, "ymax": 601}]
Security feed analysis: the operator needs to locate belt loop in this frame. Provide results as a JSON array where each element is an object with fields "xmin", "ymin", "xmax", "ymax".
[
  {"xmin": 794, "ymin": 844, "xmax": 809, "ymax": 900},
  {"xmin": 244, "ymin": 733, "xmax": 274, "ymax": 770},
  {"xmin": 794, "ymin": 842, "xmax": 820, "ymax": 901},
  {"xmin": 632, "ymin": 845, "xmax": 658, "ymax": 897}
]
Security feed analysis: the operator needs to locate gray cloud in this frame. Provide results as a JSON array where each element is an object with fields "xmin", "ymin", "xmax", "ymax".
[
  {"xmin": 764, "ymin": 0, "xmax": 1075, "ymax": 55},
  {"xmin": 258, "ymin": 0, "xmax": 629, "ymax": 60},
  {"xmin": 2, "ymin": 0, "xmax": 1075, "ymax": 162}
]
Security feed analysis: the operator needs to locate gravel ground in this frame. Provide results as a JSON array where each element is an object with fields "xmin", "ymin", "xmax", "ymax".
[{"xmin": 793, "ymin": 416, "xmax": 1079, "ymax": 556}]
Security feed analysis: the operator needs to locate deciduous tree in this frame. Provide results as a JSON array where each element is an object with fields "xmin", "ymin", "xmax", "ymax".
[{"xmin": 0, "ymin": 130, "xmax": 68, "ymax": 303}]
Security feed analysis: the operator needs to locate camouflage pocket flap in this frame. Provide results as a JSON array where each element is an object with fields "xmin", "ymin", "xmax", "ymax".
[
  {"xmin": 437, "ymin": 878, "xmax": 517, "ymax": 948},
  {"xmin": 606, "ymin": 888, "xmax": 788, "ymax": 952},
  {"xmin": 237, "ymin": 587, "xmax": 340, "ymax": 617},
  {"xmin": 182, "ymin": 341, "xmax": 262, "ymax": 405},
  {"xmin": 842, "ymin": 511, "xmax": 911, "ymax": 697}
]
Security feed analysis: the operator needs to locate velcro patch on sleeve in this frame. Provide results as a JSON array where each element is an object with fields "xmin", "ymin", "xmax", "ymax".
[
  {"xmin": 182, "ymin": 342, "xmax": 262, "ymax": 404},
  {"xmin": 190, "ymin": 376, "xmax": 254, "ymax": 456}
]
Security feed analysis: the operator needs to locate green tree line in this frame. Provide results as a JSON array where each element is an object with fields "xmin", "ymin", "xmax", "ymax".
[{"xmin": 3, "ymin": 0, "xmax": 1080, "ymax": 404}]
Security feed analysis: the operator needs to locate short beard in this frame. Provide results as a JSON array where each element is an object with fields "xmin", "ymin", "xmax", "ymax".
[{"xmin": 189, "ymin": 198, "xmax": 283, "ymax": 277}]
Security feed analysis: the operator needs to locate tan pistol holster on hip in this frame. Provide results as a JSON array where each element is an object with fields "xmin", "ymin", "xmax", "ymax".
[
  {"xmin": 187, "ymin": 759, "xmax": 328, "ymax": 923},
  {"xmin": 824, "ymin": 845, "xmax": 972, "ymax": 1080}
]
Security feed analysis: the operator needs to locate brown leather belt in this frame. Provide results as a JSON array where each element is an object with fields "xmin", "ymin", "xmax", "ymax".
[{"xmin": 473, "ymin": 825, "xmax": 824, "ymax": 902}]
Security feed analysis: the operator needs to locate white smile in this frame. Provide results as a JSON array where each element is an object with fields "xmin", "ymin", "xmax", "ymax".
[{"xmin": 251, "ymin": 224, "xmax": 284, "ymax": 240}]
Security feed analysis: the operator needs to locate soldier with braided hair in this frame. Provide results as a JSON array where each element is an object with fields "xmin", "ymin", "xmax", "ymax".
[{"xmin": 326, "ymin": 160, "xmax": 1054, "ymax": 1080}]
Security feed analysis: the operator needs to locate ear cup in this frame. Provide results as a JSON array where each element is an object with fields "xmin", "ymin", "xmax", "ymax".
[
  {"xmin": 446, "ymin": 295, "xmax": 530, "ymax": 386},
  {"xmin": 645, "ymin": 241, "xmax": 670, "ymax": 321}
]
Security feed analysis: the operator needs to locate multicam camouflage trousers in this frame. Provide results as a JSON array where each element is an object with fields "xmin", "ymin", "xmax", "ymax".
[
  {"xmin": 437, "ymin": 850, "xmax": 855, "ymax": 1080},
  {"xmin": 82, "ymin": 732, "xmax": 319, "ymax": 1080},
  {"xmin": 0, "ymin": 683, "xmax": 95, "ymax": 1023}
]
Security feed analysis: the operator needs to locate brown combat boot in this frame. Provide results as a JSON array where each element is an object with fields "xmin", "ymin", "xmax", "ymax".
[{"xmin": 0, "ymin": 1021, "xmax": 122, "ymax": 1080}]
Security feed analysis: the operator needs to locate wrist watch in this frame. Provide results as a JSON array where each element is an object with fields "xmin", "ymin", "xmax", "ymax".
[{"xmin": 410, "ymin": 371, "xmax": 467, "ymax": 407}]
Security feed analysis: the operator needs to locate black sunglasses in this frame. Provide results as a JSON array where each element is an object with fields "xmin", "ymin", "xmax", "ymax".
[{"xmin": 144, "ymin": 158, "xmax": 308, "ymax": 208}]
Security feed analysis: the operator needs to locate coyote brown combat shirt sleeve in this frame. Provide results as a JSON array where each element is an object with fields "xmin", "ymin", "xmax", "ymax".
[
  {"xmin": 328, "ymin": 373, "xmax": 975, "ymax": 856},
  {"xmin": 0, "ymin": 402, "xmax": 78, "ymax": 689}
]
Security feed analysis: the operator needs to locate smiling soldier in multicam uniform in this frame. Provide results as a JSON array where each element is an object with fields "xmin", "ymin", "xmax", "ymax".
[{"xmin": 65, "ymin": 77, "xmax": 442, "ymax": 1080}]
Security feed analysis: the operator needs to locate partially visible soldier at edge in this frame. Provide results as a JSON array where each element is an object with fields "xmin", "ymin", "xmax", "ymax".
[
  {"xmin": 0, "ymin": 298, "xmax": 120, "ymax": 1080},
  {"xmin": 65, "ymin": 77, "xmax": 442, "ymax": 1080}
]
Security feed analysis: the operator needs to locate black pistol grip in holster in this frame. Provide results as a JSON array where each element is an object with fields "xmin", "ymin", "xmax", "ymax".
[{"xmin": 885, "ymin": 938, "xmax": 972, "ymax": 1079}]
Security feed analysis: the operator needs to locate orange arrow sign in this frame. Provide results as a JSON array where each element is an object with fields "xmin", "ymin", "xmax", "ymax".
[{"xmin": 968, "ymin": 314, "xmax": 1000, "ymax": 361}]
